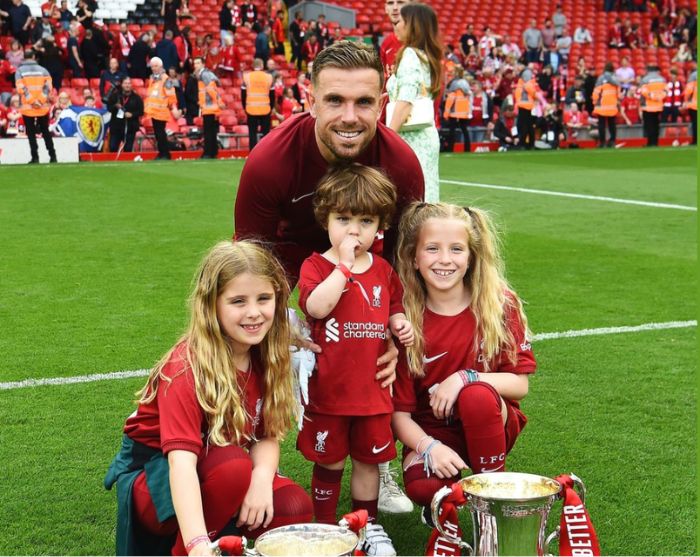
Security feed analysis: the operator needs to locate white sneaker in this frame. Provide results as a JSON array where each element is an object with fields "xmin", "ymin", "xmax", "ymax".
[
  {"xmin": 362, "ymin": 522, "xmax": 397, "ymax": 556},
  {"xmin": 378, "ymin": 466, "xmax": 414, "ymax": 513}
]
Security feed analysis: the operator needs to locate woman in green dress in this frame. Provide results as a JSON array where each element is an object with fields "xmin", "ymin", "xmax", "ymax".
[{"xmin": 386, "ymin": 3, "xmax": 443, "ymax": 202}]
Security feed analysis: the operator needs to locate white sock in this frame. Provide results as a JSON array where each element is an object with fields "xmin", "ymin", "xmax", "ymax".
[{"xmin": 379, "ymin": 461, "xmax": 390, "ymax": 474}]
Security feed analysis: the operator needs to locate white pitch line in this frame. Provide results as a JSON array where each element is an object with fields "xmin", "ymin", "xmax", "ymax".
[
  {"xmin": 440, "ymin": 179, "xmax": 698, "ymax": 212},
  {"xmin": 1, "ymin": 320, "xmax": 696, "ymax": 391},
  {"xmin": 531, "ymin": 320, "xmax": 697, "ymax": 341}
]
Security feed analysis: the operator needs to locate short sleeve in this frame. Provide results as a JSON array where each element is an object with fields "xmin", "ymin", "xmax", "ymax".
[
  {"xmin": 494, "ymin": 295, "xmax": 537, "ymax": 375},
  {"xmin": 297, "ymin": 256, "xmax": 325, "ymax": 316},
  {"xmin": 388, "ymin": 265, "xmax": 405, "ymax": 317},
  {"xmin": 157, "ymin": 354, "xmax": 206, "ymax": 455},
  {"xmin": 396, "ymin": 48, "xmax": 425, "ymax": 103}
]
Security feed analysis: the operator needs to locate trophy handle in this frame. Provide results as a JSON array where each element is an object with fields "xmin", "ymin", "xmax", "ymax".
[
  {"xmin": 568, "ymin": 472, "xmax": 587, "ymax": 504},
  {"xmin": 544, "ymin": 525, "xmax": 560, "ymax": 556},
  {"xmin": 430, "ymin": 484, "xmax": 473, "ymax": 555},
  {"xmin": 545, "ymin": 472, "xmax": 588, "ymax": 555}
]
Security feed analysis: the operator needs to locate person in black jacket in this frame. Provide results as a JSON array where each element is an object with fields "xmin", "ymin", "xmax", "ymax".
[
  {"xmin": 107, "ymin": 76, "xmax": 144, "ymax": 152},
  {"xmin": 127, "ymin": 33, "xmax": 152, "ymax": 79},
  {"xmin": 219, "ymin": 0, "xmax": 234, "ymax": 44},
  {"xmin": 183, "ymin": 70, "xmax": 199, "ymax": 125}
]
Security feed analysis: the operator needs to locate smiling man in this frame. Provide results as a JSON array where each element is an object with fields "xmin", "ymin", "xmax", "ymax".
[{"xmin": 234, "ymin": 41, "xmax": 424, "ymax": 287}]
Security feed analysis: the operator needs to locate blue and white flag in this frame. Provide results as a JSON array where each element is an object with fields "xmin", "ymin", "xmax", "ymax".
[{"xmin": 56, "ymin": 105, "xmax": 111, "ymax": 152}]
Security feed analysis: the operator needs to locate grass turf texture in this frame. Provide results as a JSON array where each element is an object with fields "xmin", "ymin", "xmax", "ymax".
[{"xmin": 0, "ymin": 147, "xmax": 696, "ymax": 555}]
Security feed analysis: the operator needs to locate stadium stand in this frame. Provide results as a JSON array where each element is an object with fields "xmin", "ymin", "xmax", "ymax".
[{"xmin": 0, "ymin": 0, "xmax": 696, "ymax": 159}]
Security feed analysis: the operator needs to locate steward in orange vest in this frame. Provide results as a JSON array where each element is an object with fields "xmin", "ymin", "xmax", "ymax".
[
  {"xmin": 592, "ymin": 62, "xmax": 621, "ymax": 147},
  {"xmin": 442, "ymin": 65, "xmax": 473, "ymax": 153},
  {"xmin": 145, "ymin": 56, "xmax": 181, "ymax": 159},
  {"xmin": 194, "ymin": 56, "xmax": 224, "ymax": 159},
  {"xmin": 15, "ymin": 51, "xmax": 57, "ymax": 163},
  {"xmin": 241, "ymin": 57, "xmax": 274, "ymax": 151},
  {"xmin": 514, "ymin": 68, "xmax": 538, "ymax": 149},
  {"xmin": 639, "ymin": 65, "xmax": 667, "ymax": 147},
  {"xmin": 684, "ymin": 70, "xmax": 697, "ymax": 145}
]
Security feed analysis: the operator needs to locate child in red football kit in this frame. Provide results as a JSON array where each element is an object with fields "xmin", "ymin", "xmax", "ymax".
[
  {"xmin": 296, "ymin": 164, "xmax": 414, "ymax": 556},
  {"xmin": 392, "ymin": 202, "xmax": 536, "ymax": 544},
  {"xmin": 105, "ymin": 241, "xmax": 312, "ymax": 556}
]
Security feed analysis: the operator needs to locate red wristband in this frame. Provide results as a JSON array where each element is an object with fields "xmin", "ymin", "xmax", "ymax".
[
  {"xmin": 185, "ymin": 535, "xmax": 211, "ymax": 554},
  {"xmin": 335, "ymin": 263, "xmax": 353, "ymax": 280}
]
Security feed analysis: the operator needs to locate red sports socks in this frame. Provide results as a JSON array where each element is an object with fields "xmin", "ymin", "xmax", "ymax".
[
  {"xmin": 311, "ymin": 464, "xmax": 344, "ymax": 524},
  {"xmin": 456, "ymin": 382, "xmax": 507, "ymax": 473}
]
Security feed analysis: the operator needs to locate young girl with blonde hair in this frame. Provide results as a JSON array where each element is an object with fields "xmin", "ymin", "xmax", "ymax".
[
  {"xmin": 391, "ymin": 202, "xmax": 536, "ymax": 533},
  {"xmin": 105, "ymin": 240, "xmax": 312, "ymax": 556}
]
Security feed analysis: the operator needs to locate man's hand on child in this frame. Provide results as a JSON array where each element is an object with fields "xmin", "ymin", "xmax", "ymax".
[{"xmin": 376, "ymin": 337, "xmax": 398, "ymax": 389}]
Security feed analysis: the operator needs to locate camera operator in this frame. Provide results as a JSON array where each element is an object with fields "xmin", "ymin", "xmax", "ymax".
[{"xmin": 107, "ymin": 76, "xmax": 143, "ymax": 152}]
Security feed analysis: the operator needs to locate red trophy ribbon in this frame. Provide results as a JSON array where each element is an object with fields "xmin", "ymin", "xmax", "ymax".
[{"xmin": 554, "ymin": 474, "xmax": 601, "ymax": 556}]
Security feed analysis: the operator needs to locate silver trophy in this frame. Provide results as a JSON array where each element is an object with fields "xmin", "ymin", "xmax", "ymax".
[{"xmin": 431, "ymin": 471, "xmax": 587, "ymax": 556}]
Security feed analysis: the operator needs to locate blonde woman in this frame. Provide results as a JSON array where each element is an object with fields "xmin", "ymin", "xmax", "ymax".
[
  {"xmin": 105, "ymin": 241, "xmax": 312, "ymax": 556},
  {"xmin": 387, "ymin": 3, "xmax": 443, "ymax": 202}
]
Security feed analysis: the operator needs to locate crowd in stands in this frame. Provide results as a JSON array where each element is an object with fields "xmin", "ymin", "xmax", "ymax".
[{"xmin": 0, "ymin": 0, "xmax": 696, "ymax": 151}]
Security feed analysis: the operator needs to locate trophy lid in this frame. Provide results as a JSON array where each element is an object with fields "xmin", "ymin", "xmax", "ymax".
[
  {"xmin": 255, "ymin": 523, "xmax": 358, "ymax": 556},
  {"xmin": 461, "ymin": 472, "xmax": 561, "ymax": 501}
]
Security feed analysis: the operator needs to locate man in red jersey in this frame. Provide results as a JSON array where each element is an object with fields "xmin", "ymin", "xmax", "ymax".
[
  {"xmin": 234, "ymin": 40, "xmax": 424, "ymax": 287},
  {"xmin": 234, "ymin": 42, "xmax": 424, "ymax": 517},
  {"xmin": 379, "ymin": 0, "xmax": 411, "ymax": 77}
]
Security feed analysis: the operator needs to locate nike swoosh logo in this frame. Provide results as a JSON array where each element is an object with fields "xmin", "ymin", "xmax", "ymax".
[
  {"xmin": 314, "ymin": 496, "xmax": 331, "ymax": 501},
  {"xmin": 423, "ymin": 351, "xmax": 448, "ymax": 364},
  {"xmin": 372, "ymin": 441, "xmax": 392, "ymax": 454},
  {"xmin": 291, "ymin": 192, "xmax": 314, "ymax": 203},
  {"xmin": 480, "ymin": 465, "xmax": 504, "ymax": 473}
]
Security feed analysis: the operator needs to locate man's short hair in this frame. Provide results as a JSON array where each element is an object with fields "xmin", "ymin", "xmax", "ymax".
[
  {"xmin": 311, "ymin": 40, "xmax": 384, "ymax": 90},
  {"xmin": 313, "ymin": 164, "xmax": 397, "ymax": 230},
  {"xmin": 253, "ymin": 57, "xmax": 264, "ymax": 69}
]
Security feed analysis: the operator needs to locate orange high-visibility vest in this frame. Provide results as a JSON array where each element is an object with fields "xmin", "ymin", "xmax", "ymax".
[
  {"xmin": 197, "ymin": 68, "xmax": 222, "ymax": 116},
  {"xmin": 243, "ymin": 70, "xmax": 273, "ymax": 116},
  {"xmin": 443, "ymin": 89, "xmax": 472, "ymax": 120},
  {"xmin": 515, "ymin": 78, "xmax": 537, "ymax": 110},
  {"xmin": 144, "ymin": 73, "xmax": 177, "ymax": 122},
  {"xmin": 639, "ymin": 72, "xmax": 666, "ymax": 113},
  {"xmin": 15, "ymin": 61, "xmax": 52, "ymax": 117},
  {"xmin": 684, "ymin": 73, "xmax": 697, "ymax": 111},
  {"xmin": 592, "ymin": 74, "xmax": 620, "ymax": 117}
]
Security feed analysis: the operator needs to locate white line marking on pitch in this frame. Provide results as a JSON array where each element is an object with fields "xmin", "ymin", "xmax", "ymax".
[
  {"xmin": 440, "ymin": 179, "xmax": 697, "ymax": 212},
  {"xmin": 0, "ymin": 320, "xmax": 696, "ymax": 391}
]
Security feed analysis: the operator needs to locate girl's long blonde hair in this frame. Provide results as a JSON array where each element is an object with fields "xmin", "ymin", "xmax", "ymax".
[
  {"xmin": 396, "ymin": 202, "xmax": 530, "ymax": 376},
  {"xmin": 137, "ymin": 240, "xmax": 295, "ymax": 445}
]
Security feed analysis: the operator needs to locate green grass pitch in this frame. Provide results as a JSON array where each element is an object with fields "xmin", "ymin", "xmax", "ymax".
[{"xmin": 0, "ymin": 147, "xmax": 696, "ymax": 555}]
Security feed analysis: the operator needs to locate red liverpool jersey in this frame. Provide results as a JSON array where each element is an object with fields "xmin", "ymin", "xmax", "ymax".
[
  {"xmin": 298, "ymin": 253, "xmax": 404, "ymax": 416},
  {"xmin": 234, "ymin": 113, "xmax": 424, "ymax": 285},
  {"xmin": 393, "ymin": 295, "xmax": 536, "ymax": 431},
  {"xmin": 124, "ymin": 342, "xmax": 266, "ymax": 455},
  {"xmin": 380, "ymin": 32, "xmax": 401, "ymax": 77}
]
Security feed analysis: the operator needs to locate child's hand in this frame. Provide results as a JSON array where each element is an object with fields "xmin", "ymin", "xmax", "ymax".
[
  {"xmin": 429, "ymin": 443, "xmax": 469, "ymax": 479},
  {"xmin": 429, "ymin": 372, "xmax": 464, "ymax": 420},
  {"xmin": 391, "ymin": 318, "xmax": 414, "ymax": 346},
  {"xmin": 338, "ymin": 234, "xmax": 361, "ymax": 267},
  {"xmin": 237, "ymin": 473, "xmax": 274, "ymax": 531}
]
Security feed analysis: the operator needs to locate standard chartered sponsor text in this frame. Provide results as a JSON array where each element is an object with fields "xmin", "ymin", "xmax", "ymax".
[{"xmin": 343, "ymin": 321, "xmax": 387, "ymax": 339}]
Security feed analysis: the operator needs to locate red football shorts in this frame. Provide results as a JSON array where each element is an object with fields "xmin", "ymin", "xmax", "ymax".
[{"xmin": 297, "ymin": 412, "xmax": 397, "ymax": 464}]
